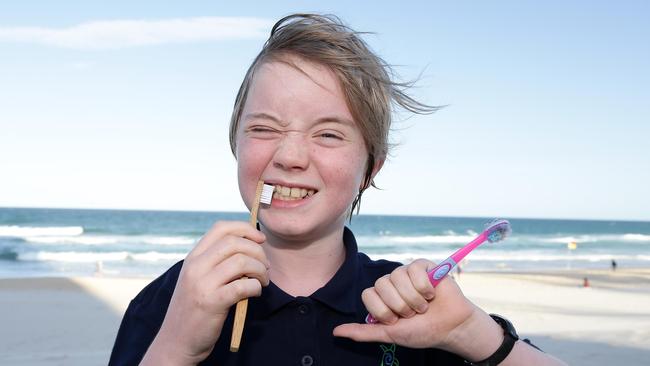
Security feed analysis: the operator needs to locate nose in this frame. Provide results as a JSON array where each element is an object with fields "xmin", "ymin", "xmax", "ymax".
[{"xmin": 272, "ymin": 131, "xmax": 310, "ymax": 171}]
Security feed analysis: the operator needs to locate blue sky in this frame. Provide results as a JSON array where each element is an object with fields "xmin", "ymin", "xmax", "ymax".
[{"xmin": 1, "ymin": 1, "xmax": 648, "ymax": 221}]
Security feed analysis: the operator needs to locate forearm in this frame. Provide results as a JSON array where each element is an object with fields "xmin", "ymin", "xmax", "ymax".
[
  {"xmin": 498, "ymin": 340, "xmax": 567, "ymax": 366},
  {"xmin": 442, "ymin": 306, "xmax": 566, "ymax": 365}
]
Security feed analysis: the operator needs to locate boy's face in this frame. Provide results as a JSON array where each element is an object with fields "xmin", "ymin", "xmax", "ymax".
[{"xmin": 235, "ymin": 56, "xmax": 371, "ymax": 242}]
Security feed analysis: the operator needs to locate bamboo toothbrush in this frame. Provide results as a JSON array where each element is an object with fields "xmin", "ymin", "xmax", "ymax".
[{"xmin": 230, "ymin": 180, "xmax": 274, "ymax": 352}]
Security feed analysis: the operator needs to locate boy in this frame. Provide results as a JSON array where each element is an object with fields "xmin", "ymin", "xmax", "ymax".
[{"xmin": 110, "ymin": 14, "xmax": 565, "ymax": 366}]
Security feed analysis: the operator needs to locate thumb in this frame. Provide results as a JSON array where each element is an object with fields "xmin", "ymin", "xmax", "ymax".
[{"xmin": 333, "ymin": 323, "xmax": 392, "ymax": 343}]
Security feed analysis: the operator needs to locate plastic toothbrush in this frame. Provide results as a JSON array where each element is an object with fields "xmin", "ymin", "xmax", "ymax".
[{"xmin": 366, "ymin": 219, "xmax": 512, "ymax": 324}]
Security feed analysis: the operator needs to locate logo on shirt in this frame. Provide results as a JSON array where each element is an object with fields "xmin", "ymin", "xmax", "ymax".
[{"xmin": 380, "ymin": 343, "xmax": 399, "ymax": 366}]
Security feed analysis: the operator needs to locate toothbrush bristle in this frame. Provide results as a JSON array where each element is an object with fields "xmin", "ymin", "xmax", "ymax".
[
  {"xmin": 259, "ymin": 184, "xmax": 274, "ymax": 205},
  {"xmin": 485, "ymin": 219, "xmax": 511, "ymax": 243}
]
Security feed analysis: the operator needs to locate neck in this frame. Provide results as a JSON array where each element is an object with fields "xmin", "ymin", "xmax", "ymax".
[{"xmin": 261, "ymin": 226, "xmax": 347, "ymax": 297}]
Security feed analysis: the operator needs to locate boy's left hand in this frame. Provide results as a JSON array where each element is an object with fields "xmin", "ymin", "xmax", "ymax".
[{"xmin": 333, "ymin": 259, "xmax": 479, "ymax": 350}]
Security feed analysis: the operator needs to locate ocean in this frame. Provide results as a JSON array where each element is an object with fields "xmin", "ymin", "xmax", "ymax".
[{"xmin": 1, "ymin": 207, "xmax": 649, "ymax": 278}]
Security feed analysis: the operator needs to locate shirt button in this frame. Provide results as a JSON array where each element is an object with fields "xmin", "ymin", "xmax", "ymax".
[
  {"xmin": 298, "ymin": 304, "xmax": 310, "ymax": 315},
  {"xmin": 301, "ymin": 355, "xmax": 314, "ymax": 366}
]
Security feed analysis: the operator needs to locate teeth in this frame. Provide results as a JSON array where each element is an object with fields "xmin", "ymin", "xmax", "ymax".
[{"xmin": 271, "ymin": 184, "xmax": 316, "ymax": 200}]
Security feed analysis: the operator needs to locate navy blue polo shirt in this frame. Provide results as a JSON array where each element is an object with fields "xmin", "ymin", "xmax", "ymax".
[{"xmin": 109, "ymin": 227, "xmax": 465, "ymax": 365}]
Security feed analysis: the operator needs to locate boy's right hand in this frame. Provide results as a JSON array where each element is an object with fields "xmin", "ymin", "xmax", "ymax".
[{"xmin": 141, "ymin": 221, "xmax": 269, "ymax": 366}]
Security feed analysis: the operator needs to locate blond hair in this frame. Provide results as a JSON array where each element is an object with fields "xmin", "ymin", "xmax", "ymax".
[{"xmin": 229, "ymin": 14, "xmax": 437, "ymax": 216}]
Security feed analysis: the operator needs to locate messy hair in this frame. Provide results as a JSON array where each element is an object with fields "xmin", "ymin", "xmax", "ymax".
[{"xmin": 229, "ymin": 13, "xmax": 438, "ymax": 217}]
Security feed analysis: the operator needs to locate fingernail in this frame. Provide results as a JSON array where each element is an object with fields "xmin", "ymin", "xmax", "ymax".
[{"xmin": 417, "ymin": 304, "xmax": 428, "ymax": 313}]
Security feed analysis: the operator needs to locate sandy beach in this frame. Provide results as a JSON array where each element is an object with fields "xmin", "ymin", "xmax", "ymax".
[{"xmin": 1, "ymin": 269, "xmax": 649, "ymax": 366}]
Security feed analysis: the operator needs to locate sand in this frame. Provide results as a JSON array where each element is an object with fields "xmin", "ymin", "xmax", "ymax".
[{"xmin": 1, "ymin": 269, "xmax": 649, "ymax": 365}]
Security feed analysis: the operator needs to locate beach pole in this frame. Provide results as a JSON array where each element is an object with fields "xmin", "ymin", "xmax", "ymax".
[{"xmin": 567, "ymin": 241, "xmax": 577, "ymax": 269}]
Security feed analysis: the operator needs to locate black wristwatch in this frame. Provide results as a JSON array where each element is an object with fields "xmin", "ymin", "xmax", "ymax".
[{"xmin": 466, "ymin": 314, "xmax": 519, "ymax": 366}]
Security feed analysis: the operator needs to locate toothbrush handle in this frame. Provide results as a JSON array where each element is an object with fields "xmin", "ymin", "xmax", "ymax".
[
  {"xmin": 427, "ymin": 231, "xmax": 487, "ymax": 286},
  {"xmin": 427, "ymin": 257, "xmax": 458, "ymax": 287}
]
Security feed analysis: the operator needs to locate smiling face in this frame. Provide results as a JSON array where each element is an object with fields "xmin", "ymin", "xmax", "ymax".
[{"xmin": 235, "ymin": 55, "xmax": 374, "ymax": 243}]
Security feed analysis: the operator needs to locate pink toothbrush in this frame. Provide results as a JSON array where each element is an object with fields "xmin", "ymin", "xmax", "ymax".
[{"xmin": 365, "ymin": 219, "xmax": 512, "ymax": 324}]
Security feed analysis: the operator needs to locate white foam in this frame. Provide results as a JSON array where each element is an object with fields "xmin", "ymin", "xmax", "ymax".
[
  {"xmin": 622, "ymin": 234, "xmax": 650, "ymax": 242},
  {"xmin": 19, "ymin": 251, "xmax": 130, "ymax": 262},
  {"xmin": 360, "ymin": 234, "xmax": 476, "ymax": 245},
  {"xmin": 538, "ymin": 233, "xmax": 650, "ymax": 244},
  {"xmin": 0, "ymin": 225, "xmax": 84, "ymax": 237},
  {"xmin": 131, "ymin": 252, "xmax": 186, "ymax": 261},
  {"xmin": 23, "ymin": 234, "xmax": 196, "ymax": 246},
  {"xmin": 25, "ymin": 236, "xmax": 118, "ymax": 245},
  {"xmin": 366, "ymin": 251, "xmax": 649, "ymax": 264},
  {"xmin": 142, "ymin": 236, "xmax": 196, "ymax": 245},
  {"xmin": 18, "ymin": 251, "xmax": 186, "ymax": 262}
]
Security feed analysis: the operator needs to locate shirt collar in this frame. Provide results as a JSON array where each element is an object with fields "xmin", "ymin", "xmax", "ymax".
[{"xmin": 253, "ymin": 226, "xmax": 360, "ymax": 317}]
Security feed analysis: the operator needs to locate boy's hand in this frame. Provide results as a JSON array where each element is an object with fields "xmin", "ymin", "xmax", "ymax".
[
  {"xmin": 333, "ymin": 259, "xmax": 480, "ymax": 350},
  {"xmin": 141, "ymin": 221, "xmax": 270, "ymax": 366}
]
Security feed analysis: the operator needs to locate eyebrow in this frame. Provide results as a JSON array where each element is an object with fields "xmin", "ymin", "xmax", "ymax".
[
  {"xmin": 314, "ymin": 116, "xmax": 356, "ymax": 127},
  {"xmin": 243, "ymin": 112, "xmax": 355, "ymax": 128},
  {"xmin": 243, "ymin": 112, "xmax": 286, "ymax": 126}
]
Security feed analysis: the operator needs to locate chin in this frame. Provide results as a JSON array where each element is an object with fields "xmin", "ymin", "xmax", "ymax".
[{"xmin": 260, "ymin": 216, "xmax": 335, "ymax": 242}]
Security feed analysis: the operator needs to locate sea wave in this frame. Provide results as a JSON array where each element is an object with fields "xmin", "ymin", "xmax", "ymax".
[
  {"xmin": 0, "ymin": 225, "xmax": 84, "ymax": 237},
  {"xmin": 622, "ymin": 234, "xmax": 650, "ymax": 242},
  {"xmin": 141, "ymin": 236, "xmax": 196, "ymax": 245},
  {"xmin": 358, "ymin": 233, "xmax": 478, "ymax": 245},
  {"xmin": 536, "ymin": 233, "xmax": 650, "ymax": 244},
  {"xmin": 17, "ymin": 251, "xmax": 186, "ymax": 262},
  {"xmin": 23, "ymin": 235, "xmax": 196, "ymax": 246},
  {"xmin": 366, "ymin": 252, "xmax": 650, "ymax": 264},
  {"xmin": 359, "ymin": 232, "xmax": 650, "ymax": 246},
  {"xmin": 25, "ymin": 236, "xmax": 119, "ymax": 245}
]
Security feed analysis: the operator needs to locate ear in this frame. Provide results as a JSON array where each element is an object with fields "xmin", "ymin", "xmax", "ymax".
[
  {"xmin": 371, "ymin": 158, "xmax": 385, "ymax": 180},
  {"xmin": 360, "ymin": 157, "xmax": 385, "ymax": 190}
]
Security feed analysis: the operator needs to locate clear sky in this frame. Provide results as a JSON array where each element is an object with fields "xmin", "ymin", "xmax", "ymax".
[{"xmin": 1, "ymin": 1, "xmax": 648, "ymax": 221}]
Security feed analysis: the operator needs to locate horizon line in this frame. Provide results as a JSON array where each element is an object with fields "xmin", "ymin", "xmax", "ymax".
[{"xmin": 1, "ymin": 205, "xmax": 648, "ymax": 224}]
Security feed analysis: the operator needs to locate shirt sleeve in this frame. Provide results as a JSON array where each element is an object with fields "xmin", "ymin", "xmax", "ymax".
[{"xmin": 108, "ymin": 261, "xmax": 182, "ymax": 366}]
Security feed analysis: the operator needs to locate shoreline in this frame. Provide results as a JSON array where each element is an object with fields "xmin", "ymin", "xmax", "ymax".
[{"xmin": 1, "ymin": 269, "xmax": 649, "ymax": 365}]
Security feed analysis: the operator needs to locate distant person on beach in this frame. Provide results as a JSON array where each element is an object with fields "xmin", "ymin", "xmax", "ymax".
[
  {"xmin": 611, "ymin": 259, "xmax": 617, "ymax": 271},
  {"xmin": 109, "ymin": 14, "xmax": 566, "ymax": 365}
]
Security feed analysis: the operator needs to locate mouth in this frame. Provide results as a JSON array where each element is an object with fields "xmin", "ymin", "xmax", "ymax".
[{"xmin": 271, "ymin": 184, "xmax": 317, "ymax": 201}]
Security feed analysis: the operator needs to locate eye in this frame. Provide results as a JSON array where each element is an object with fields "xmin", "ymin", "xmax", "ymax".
[
  {"xmin": 246, "ymin": 125, "xmax": 281, "ymax": 138},
  {"xmin": 313, "ymin": 129, "xmax": 346, "ymax": 147},
  {"xmin": 319, "ymin": 132, "xmax": 343, "ymax": 140},
  {"xmin": 249, "ymin": 126, "xmax": 274, "ymax": 133},
  {"xmin": 315, "ymin": 129, "xmax": 345, "ymax": 140}
]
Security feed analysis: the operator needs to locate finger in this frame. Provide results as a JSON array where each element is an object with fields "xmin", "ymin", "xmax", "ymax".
[
  {"xmin": 196, "ymin": 234, "xmax": 270, "ymax": 269},
  {"xmin": 374, "ymin": 274, "xmax": 415, "ymax": 318},
  {"xmin": 389, "ymin": 266, "xmax": 429, "ymax": 314},
  {"xmin": 362, "ymin": 287, "xmax": 398, "ymax": 324},
  {"xmin": 332, "ymin": 323, "xmax": 392, "ymax": 343},
  {"xmin": 205, "ymin": 253, "xmax": 270, "ymax": 287},
  {"xmin": 215, "ymin": 277, "xmax": 265, "ymax": 306},
  {"xmin": 408, "ymin": 259, "xmax": 436, "ymax": 300},
  {"xmin": 190, "ymin": 221, "xmax": 266, "ymax": 258}
]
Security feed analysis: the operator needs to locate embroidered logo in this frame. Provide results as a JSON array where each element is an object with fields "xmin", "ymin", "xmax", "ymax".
[{"xmin": 379, "ymin": 343, "xmax": 399, "ymax": 366}]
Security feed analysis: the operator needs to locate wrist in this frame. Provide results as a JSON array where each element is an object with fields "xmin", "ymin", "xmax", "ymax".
[
  {"xmin": 141, "ymin": 327, "xmax": 200, "ymax": 366},
  {"xmin": 442, "ymin": 307, "xmax": 504, "ymax": 362},
  {"xmin": 467, "ymin": 314, "xmax": 518, "ymax": 366}
]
